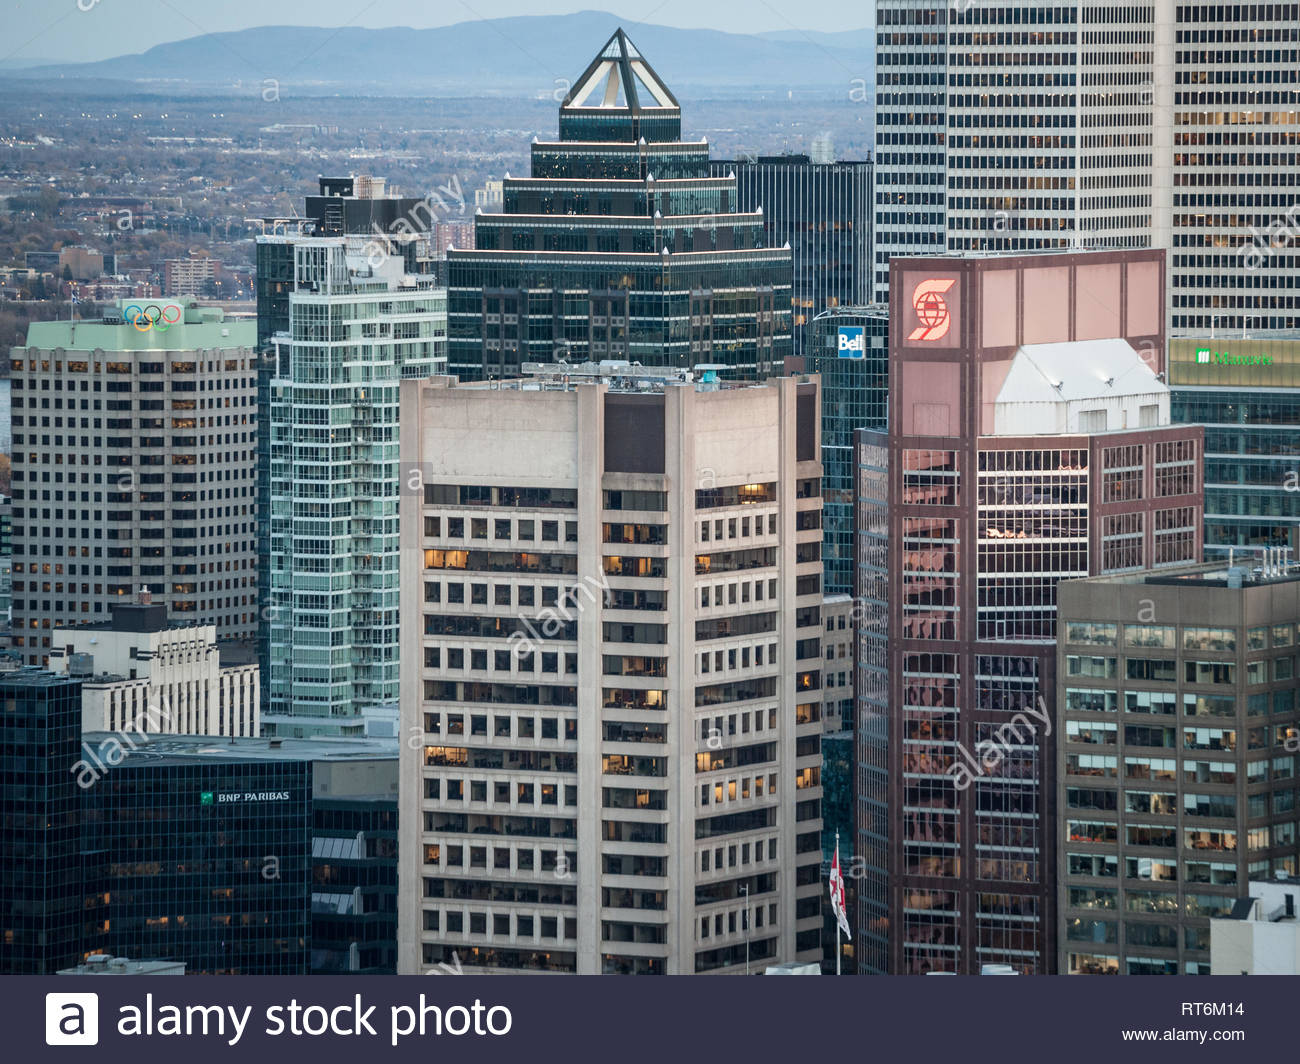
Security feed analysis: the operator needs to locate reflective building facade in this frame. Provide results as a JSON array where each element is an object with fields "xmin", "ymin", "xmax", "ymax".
[
  {"xmin": 857, "ymin": 249, "xmax": 1203, "ymax": 974},
  {"xmin": 806, "ymin": 306, "xmax": 889, "ymax": 596},
  {"xmin": 1168, "ymin": 336, "xmax": 1300, "ymax": 560},
  {"xmin": 710, "ymin": 154, "xmax": 872, "ymax": 358},
  {"xmin": 448, "ymin": 30, "xmax": 793, "ymax": 380}
]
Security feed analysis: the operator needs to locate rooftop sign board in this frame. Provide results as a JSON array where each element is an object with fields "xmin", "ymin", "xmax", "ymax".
[{"xmin": 1169, "ymin": 337, "xmax": 1300, "ymax": 388}]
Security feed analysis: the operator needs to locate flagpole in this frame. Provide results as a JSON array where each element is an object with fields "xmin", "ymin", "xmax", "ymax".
[{"xmin": 835, "ymin": 831, "xmax": 841, "ymax": 976}]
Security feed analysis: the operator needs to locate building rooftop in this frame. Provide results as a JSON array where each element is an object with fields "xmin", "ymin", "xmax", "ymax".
[
  {"xmin": 453, "ymin": 361, "xmax": 792, "ymax": 393},
  {"xmin": 81, "ymin": 733, "xmax": 399, "ymax": 767},
  {"xmin": 997, "ymin": 339, "xmax": 1164, "ymax": 405},
  {"xmin": 561, "ymin": 28, "xmax": 679, "ymax": 115},
  {"xmin": 1068, "ymin": 557, "xmax": 1300, "ymax": 589},
  {"xmin": 23, "ymin": 298, "xmax": 255, "ymax": 352}
]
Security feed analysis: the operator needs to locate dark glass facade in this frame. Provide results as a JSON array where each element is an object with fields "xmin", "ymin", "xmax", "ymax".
[
  {"xmin": 85, "ymin": 755, "xmax": 313, "ymax": 974},
  {"xmin": 710, "ymin": 156, "xmax": 872, "ymax": 358},
  {"xmin": 311, "ymin": 798, "xmax": 398, "ymax": 974},
  {"xmin": 806, "ymin": 306, "xmax": 889, "ymax": 595},
  {"xmin": 0, "ymin": 672, "xmax": 87, "ymax": 974},
  {"xmin": 1168, "ymin": 337, "xmax": 1300, "ymax": 559},
  {"xmin": 448, "ymin": 30, "xmax": 792, "ymax": 380}
]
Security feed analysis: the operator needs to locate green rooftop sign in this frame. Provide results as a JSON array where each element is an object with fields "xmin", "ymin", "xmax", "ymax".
[{"xmin": 1171, "ymin": 337, "xmax": 1300, "ymax": 387}]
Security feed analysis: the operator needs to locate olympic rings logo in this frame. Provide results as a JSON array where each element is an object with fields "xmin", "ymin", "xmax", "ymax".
[{"xmin": 124, "ymin": 303, "xmax": 182, "ymax": 333}]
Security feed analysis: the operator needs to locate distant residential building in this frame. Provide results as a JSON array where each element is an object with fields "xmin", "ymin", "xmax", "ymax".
[
  {"xmin": 50, "ymin": 597, "xmax": 259, "ymax": 739},
  {"xmin": 59, "ymin": 246, "xmax": 107, "ymax": 281},
  {"xmin": 1211, "ymin": 878, "xmax": 1300, "ymax": 975},
  {"xmin": 11, "ymin": 300, "xmax": 258, "ymax": 665},
  {"xmin": 163, "ymin": 255, "xmax": 219, "ymax": 297},
  {"xmin": 256, "ymin": 177, "xmax": 447, "ymax": 736},
  {"xmin": 805, "ymin": 305, "xmax": 888, "ymax": 594},
  {"xmin": 24, "ymin": 251, "xmax": 59, "ymax": 272},
  {"xmin": 449, "ymin": 29, "xmax": 792, "ymax": 380},
  {"xmin": 1169, "ymin": 335, "xmax": 1300, "ymax": 560},
  {"xmin": 857, "ymin": 248, "xmax": 1203, "ymax": 975},
  {"xmin": 398, "ymin": 365, "xmax": 824, "ymax": 974},
  {"xmin": 433, "ymin": 220, "xmax": 475, "ymax": 257},
  {"xmin": 1058, "ymin": 562, "xmax": 1300, "ymax": 975},
  {"xmin": 0, "ymin": 670, "xmax": 87, "ymax": 974},
  {"xmin": 710, "ymin": 154, "xmax": 872, "ymax": 358},
  {"xmin": 474, "ymin": 177, "xmax": 503, "ymax": 210}
]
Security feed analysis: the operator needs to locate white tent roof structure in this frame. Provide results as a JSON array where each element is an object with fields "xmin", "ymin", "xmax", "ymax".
[{"xmin": 995, "ymin": 338, "xmax": 1163, "ymax": 405}]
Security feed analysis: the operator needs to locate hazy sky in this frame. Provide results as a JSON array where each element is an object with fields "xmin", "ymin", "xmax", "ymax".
[{"xmin": 6, "ymin": 0, "xmax": 872, "ymax": 64}]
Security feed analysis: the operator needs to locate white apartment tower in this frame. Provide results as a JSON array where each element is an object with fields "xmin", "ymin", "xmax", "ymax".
[
  {"xmin": 874, "ymin": 1, "xmax": 1299, "ymax": 332},
  {"xmin": 397, "ymin": 365, "xmax": 826, "ymax": 974}
]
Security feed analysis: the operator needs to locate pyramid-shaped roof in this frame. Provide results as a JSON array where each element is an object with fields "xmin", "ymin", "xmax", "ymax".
[{"xmin": 562, "ymin": 28, "xmax": 679, "ymax": 113}]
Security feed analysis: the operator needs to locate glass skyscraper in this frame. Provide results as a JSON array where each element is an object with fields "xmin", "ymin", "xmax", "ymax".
[
  {"xmin": 1169, "ymin": 335, "xmax": 1300, "ymax": 559},
  {"xmin": 710, "ymin": 154, "xmax": 872, "ymax": 359},
  {"xmin": 256, "ymin": 179, "xmax": 447, "ymax": 735},
  {"xmin": 448, "ymin": 29, "xmax": 792, "ymax": 380},
  {"xmin": 805, "ymin": 306, "xmax": 889, "ymax": 595},
  {"xmin": 0, "ymin": 671, "xmax": 88, "ymax": 974}
]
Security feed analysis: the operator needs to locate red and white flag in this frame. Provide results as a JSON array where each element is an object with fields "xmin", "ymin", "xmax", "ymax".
[{"xmin": 829, "ymin": 845, "xmax": 851, "ymax": 940}]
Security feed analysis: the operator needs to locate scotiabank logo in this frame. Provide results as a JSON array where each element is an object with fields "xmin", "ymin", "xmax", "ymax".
[{"xmin": 907, "ymin": 278, "xmax": 956, "ymax": 341}]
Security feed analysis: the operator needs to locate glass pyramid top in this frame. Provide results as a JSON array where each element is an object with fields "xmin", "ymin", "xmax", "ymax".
[{"xmin": 562, "ymin": 28, "xmax": 679, "ymax": 113}]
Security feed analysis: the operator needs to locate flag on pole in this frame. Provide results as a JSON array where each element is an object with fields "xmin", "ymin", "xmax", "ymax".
[{"xmin": 829, "ymin": 843, "xmax": 851, "ymax": 940}]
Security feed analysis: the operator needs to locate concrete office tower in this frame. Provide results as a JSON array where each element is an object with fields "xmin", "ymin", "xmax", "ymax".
[
  {"xmin": 397, "ymin": 365, "xmax": 824, "ymax": 974},
  {"xmin": 710, "ymin": 154, "xmax": 872, "ymax": 358},
  {"xmin": 448, "ymin": 30, "xmax": 793, "ymax": 380},
  {"xmin": 1058, "ymin": 562, "xmax": 1300, "ymax": 975},
  {"xmin": 10, "ymin": 299, "xmax": 257, "ymax": 666},
  {"xmin": 50, "ymin": 597, "xmax": 259, "ymax": 738},
  {"xmin": 874, "ymin": 1, "xmax": 1298, "ymax": 331},
  {"xmin": 1168, "ymin": 334, "xmax": 1300, "ymax": 559},
  {"xmin": 256, "ymin": 179, "xmax": 447, "ymax": 736},
  {"xmin": 872, "ymin": 1, "xmax": 1161, "ymax": 302},
  {"xmin": 1169, "ymin": 6, "xmax": 1300, "ymax": 333},
  {"xmin": 856, "ymin": 249, "xmax": 1203, "ymax": 974}
]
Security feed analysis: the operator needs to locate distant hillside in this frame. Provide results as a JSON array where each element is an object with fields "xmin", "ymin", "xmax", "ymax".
[{"xmin": 12, "ymin": 11, "xmax": 873, "ymax": 97}]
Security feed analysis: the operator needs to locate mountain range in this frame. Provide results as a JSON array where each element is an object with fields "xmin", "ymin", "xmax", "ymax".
[{"xmin": 5, "ymin": 11, "xmax": 872, "ymax": 97}]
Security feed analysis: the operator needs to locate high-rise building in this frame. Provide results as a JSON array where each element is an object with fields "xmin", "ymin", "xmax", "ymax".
[
  {"xmin": 872, "ymin": 1, "xmax": 1161, "ymax": 303},
  {"xmin": 856, "ymin": 248, "xmax": 1203, "ymax": 974},
  {"xmin": 11, "ymin": 299, "xmax": 258, "ymax": 665},
  {"xmin": 1168, "ymin": 334, "xmax": 1300, "ymax": 560},
  {"xmin": 81, "ymin": 734, "xmax": 398, "ymax": 974},
  {"xmin": 1057, "ymin": 560, "xmax": 1300, "ymax": 975},
  {"xmin": 397, "ymin": 364, "xmax": 824, "ymax": 974},
  {"xmin": 50, "ymin": 597, "xmax": 260, "ymax": 739},
  {"xmin": 256, "ymin": 179, "xmax": 447, "ymax": 736},
  {"xmin": 447, "ymin": 29, "xmax": 793, "ymax": 380},
  {"xmin": 0, "ymin": 671, "xmax": 87, "ymax": 974},
  {"xmin": 709, "ymin": 154, "xmax": 872, "ymax": 358},
  {"xmin": 873, "ymin": 1, "xmax": 1298, "ymax": 332},
  {"xmin": 1169, "ymin": 6, "xmax": 1300, "ymax": 333},
  {"xmin": 806, "ymin": 305, "xmax": 889, "ymax": 595}
]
